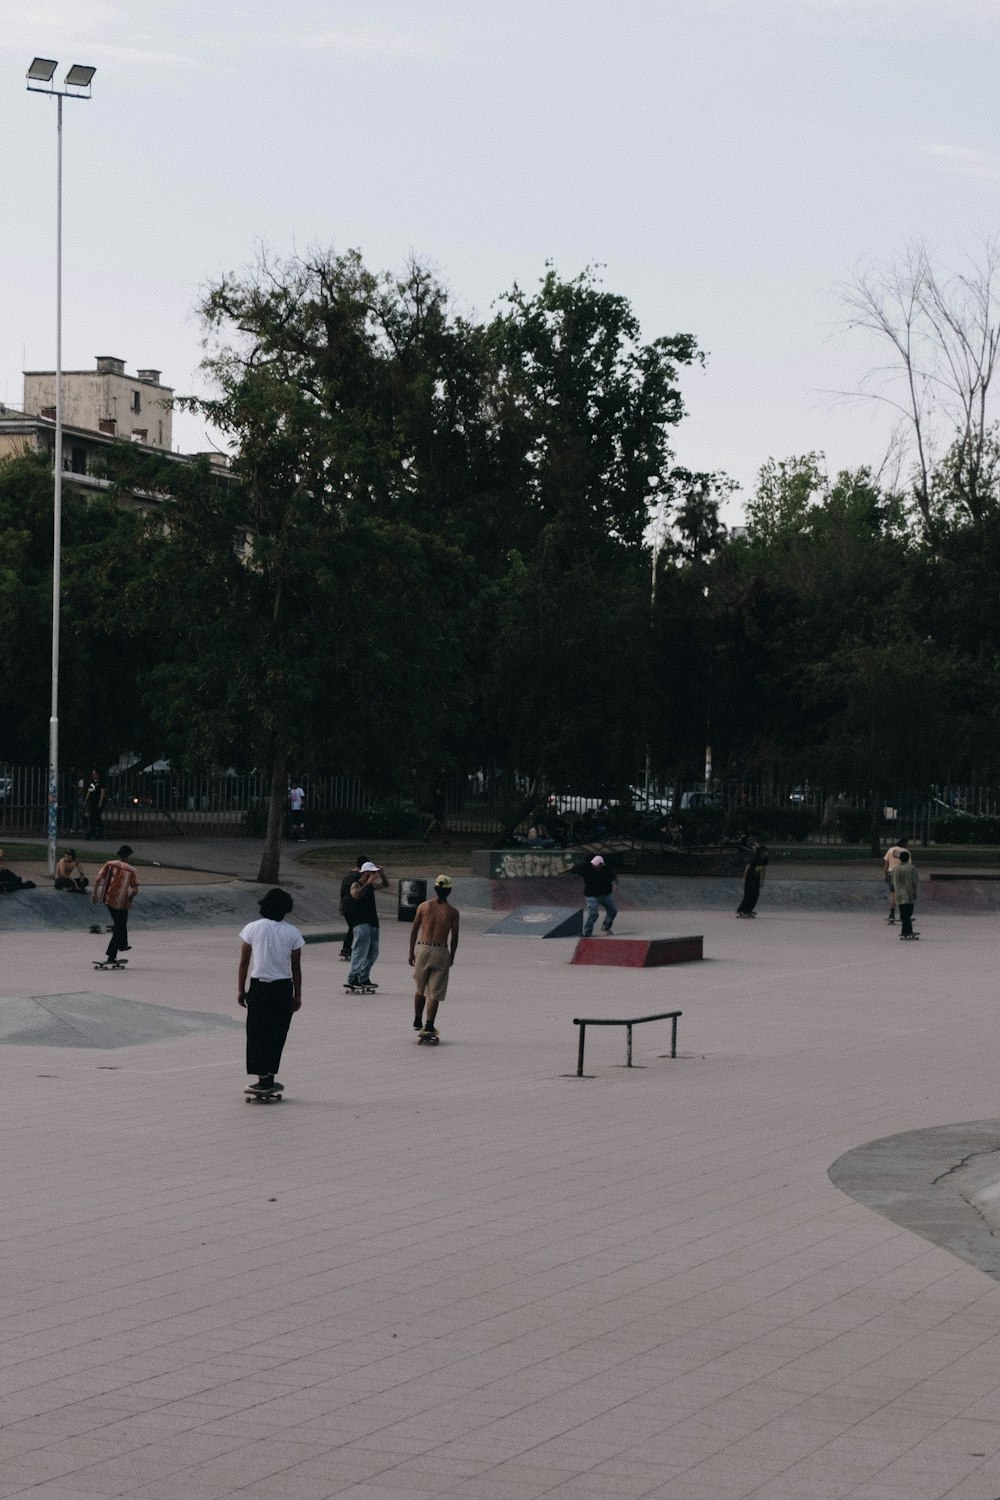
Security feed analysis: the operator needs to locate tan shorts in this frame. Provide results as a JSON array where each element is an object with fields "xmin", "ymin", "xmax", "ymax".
[{"xmin": 413, "ymin": 944, "xmax": 451, "ymax": 1002}]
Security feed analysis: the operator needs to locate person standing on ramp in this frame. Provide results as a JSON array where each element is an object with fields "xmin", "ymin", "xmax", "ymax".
[
  {"xmin": 567, "ymin": 854, "xmax": 618, "ymax": 936},
  {"xmin": 409, "ymin": 876, "xmax": 460, "ymax": 1038},
  {"xmin": 238, "ymin": 888, "xmax": 303, "ymax": 1095}
]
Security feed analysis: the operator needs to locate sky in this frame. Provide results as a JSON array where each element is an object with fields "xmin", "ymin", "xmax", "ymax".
[{"xmin": 4, "ymin": 0, "xmax": 1000, "ymax": 514}]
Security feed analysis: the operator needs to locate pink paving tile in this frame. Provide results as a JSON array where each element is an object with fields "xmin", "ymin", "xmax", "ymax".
[{"xmin": 4, "ymin": 910, "xmax": 1000, "ymax": 1497}]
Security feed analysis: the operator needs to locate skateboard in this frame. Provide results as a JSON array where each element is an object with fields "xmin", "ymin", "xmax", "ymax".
[
  {"xmin": 344, "ymin": 983, "xmax": 377, "ymax": 994},
  {"xmin": 89, "ymin": 924, "xmax": 115, "ymax": 934},
  {"xmin": 417, "ymin": 1028, "xmax": 440, "ymax": 1046},
  {"xmin": 900, "ymin": 932, "xmax": 921, "ymax": 941},
  {"xmin": 93, "ymin": 959, "xmax": 127, "ymax": 970},
  {"xmin": 245, "ymin": 1086, "xmax": 283, "ymax": 1103}
]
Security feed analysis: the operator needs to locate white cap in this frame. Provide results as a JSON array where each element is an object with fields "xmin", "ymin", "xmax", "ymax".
[
  {"xmin": 591, "ymin": 855, "xmax": 605, "ymax": 866},
  {"xmin": 360, "ymin": 861, "xmax": 379, "ymax": 872}
]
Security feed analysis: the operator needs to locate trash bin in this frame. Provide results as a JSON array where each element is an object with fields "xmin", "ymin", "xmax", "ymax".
[{"xmin": 398, "ymin": 878, "xmax": 426, "ymax": 922}]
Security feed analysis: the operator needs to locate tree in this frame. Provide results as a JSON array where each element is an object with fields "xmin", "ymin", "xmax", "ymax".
[
  {"xmin": 110, "ymin": 252, "xmax": 472, "ymax": 881},
  {"xmin": 0, "ymin": 453, "xmax": 148, "ymax": 766},
  {"xmin": 840, "ymin": 240, "xmax": 1000, "ymax": 529}
]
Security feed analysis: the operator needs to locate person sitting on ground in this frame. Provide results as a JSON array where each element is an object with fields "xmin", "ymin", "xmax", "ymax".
[
  {"xmin": 0, "ymin": 849, "xmax": 37, "ymax": 893},
  {"xmin": 54, "ymin": 848, "xmax": 88, "ymax": 892}
]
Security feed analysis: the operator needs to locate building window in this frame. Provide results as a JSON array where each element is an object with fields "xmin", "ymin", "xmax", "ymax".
[{"xmin": 131, "ymin": 390, "xmax": 141, "ymax": 413}]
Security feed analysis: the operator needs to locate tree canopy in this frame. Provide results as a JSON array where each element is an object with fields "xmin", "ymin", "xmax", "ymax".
[{"xmin": 4, "ymin": 244, "xmax": 1000, "ymax": 871}]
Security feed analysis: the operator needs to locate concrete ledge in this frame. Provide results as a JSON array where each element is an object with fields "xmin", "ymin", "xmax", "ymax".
[
  {"xmin": 571, "ymin": 934, "xmax": 704, "ymax": 967},
  {"xmin": 472, "ymin": 849, "xmax": 580, "ymax": 879}
]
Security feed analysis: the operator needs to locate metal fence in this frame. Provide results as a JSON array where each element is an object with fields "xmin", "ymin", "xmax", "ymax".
[{"xmin": 0, "ymin": 766, "xmax": 995, "ymax": 844}]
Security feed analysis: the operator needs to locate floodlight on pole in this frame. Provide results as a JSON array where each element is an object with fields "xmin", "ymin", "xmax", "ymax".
[
  {"xmin": 64, "ymin": 64, "xmax": 96, "ymax": 90},
  {"xmin": 26, "ymin": 58, "xmax": 96, "ymax": 875},
  {"xmin": 27, "ymin": 57, "xmax": 58, "ymax": 84}
]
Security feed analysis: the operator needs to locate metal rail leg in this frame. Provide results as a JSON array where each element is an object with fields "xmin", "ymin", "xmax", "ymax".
[
  {"xmin": 576, "ymin": 1023, "xmax": 586, "ymax": 1077},
  {"xmin": 671, "ymin": 1015, "xmax": 677, "ymax": 1058},
  {"xmin": 626, "ymin": 1024, "xmax": 633, "ymax": 1067}
]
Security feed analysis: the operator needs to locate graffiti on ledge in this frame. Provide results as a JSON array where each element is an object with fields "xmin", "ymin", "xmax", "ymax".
[{"xmin": 493, "ymin": 850, "xmax": 576, "ymax": 879}]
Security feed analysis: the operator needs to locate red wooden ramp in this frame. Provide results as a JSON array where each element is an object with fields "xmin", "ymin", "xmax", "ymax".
[{"xmin": 572, "ymin": 934, "xmax": 703, "ymax": 967}]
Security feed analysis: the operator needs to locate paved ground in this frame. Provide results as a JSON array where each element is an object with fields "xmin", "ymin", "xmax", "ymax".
[{"xmin": 4, "ymin": 886, "xmax": 1000, "ymax": 1497}]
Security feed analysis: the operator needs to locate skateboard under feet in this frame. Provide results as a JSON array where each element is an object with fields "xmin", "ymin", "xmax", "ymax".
[
  {"xmin": 245, "ymin": 1086, "xmax": 283, "ymax": 1103},
  {"xmin": 344, "ymin": 983, "xmax": 377, "ymax": 994},
  {"xmin": 900, "ymin": 932, "xmax": 921, "ymax": 941},
  {"xmin": 93, "ymin": 959, "xmax": 127, "ymax": 970},
  {"xmin": 417, "ymin": 1028, "xmax": 439, "ymax": 1046}
]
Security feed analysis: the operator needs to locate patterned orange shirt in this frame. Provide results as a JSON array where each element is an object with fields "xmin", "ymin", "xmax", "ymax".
[{"xmin": 93, "ymin": 859, "xmax": 138, "ymax": 910}]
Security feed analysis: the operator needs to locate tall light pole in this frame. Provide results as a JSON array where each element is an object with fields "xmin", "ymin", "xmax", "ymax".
[
  {"xmin": 644, "ymin": 475, "xmax": 666, "ymax": 810},
  {"xmin": 26, "ymin": 58, "xmax": 96, "ymax": 874}
]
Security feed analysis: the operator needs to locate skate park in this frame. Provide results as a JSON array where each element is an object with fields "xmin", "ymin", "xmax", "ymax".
[{"xmin": 3, "ymin": 840, "xmax": 1000, "ymax": 1498}]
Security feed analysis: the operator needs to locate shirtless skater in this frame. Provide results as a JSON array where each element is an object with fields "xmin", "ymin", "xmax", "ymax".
[{"xmin": 408, "ymin": 875, "xmax": 460, "ymax": 1038}]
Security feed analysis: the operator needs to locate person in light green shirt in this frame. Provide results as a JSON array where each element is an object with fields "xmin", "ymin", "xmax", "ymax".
[{"xmin": 890, "ymin": 851, "xmax": 919, "ymax": 939}]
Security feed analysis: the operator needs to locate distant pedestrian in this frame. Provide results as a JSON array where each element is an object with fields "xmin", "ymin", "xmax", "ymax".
[
  {"xmin": 736, "ymin": 841, "xmax": 768, "ymax": 918},
  {"xmin": 345, "ymin": 861, "xmax": 389, "ymax": 990},
  {"xmin": 568, "ymin": 854, "xmax": 618, "ymax": 936},
  {"xmin": 422, "ymin": 782, "xmax": 449, "ymax": 843},
  {"xmin": 54, "ymin": 848, "xmax": 88, "ymax": 892},
  {"xmin": 288, "ymin": 779, "xmax": 306, "ymax": 841},
  {"xmin": 64, "ymin": 766, "xmax": 84, "ymax": 833},
  {"xmin": 92, "ymin": 845, "xmax": 138, "ymax": 962},
  {"xmin": 409, "ymin": 875, "xmax": 460, "ymax": 1037},
  {"xmin": 84, "ymin": 769, "xmax": 105, "ymax": 840},
  {"xmin": 338, "ymin": 854, "xmax": 366, "ymax": 960},
  {"xmin": 891, "ymin": 850, "xmax": 919, "ymax": 939},
  {"xmin": 238, "ymin": 888, "xmax": 303, "ymax": 1095},
  {"xmin": 883, "ymin": 836, "xmax": 909, "ymax": 924}
]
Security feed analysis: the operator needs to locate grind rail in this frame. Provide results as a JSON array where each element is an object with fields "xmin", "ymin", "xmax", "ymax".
[{"xmin": 572, "ymin": 1010, "xmax": 681, "ymax": 1076}]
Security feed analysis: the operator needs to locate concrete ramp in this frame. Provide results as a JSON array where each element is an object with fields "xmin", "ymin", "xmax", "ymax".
[
  {"xmin": 0, "ymin": 992, "xmax": 241, "ymax": 1049},
  {"xmin": 0, "ymin": 883, "xmax": 340, "ymax": 933},
  {"xmin": 486, "ymin": 905, "xmax": 584, "ymax": 937}
]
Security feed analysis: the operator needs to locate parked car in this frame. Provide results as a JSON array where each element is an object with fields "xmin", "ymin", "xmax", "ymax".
[
  {"xmin": 546, "ymin": 790, "xmax": 615, "ymax": 814},
  {"xmin": 629, "ymin": 785, "xmax": 674, "ymax": 815},
  {"xmin": 679, "ymin": 791, "xmax": 722, "ymax": 810},
  {"xmin": 0, "ymin": 776, "xmax": 12, "ymax": 802}
]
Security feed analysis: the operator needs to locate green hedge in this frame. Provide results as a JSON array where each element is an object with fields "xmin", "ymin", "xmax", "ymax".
[
  {"xmin": 745, "ymin": 807, "xmax": 816, "ymax": 842},
  {"xmin": 834, "ymin": 808, "xmax": 867, "ymax": 842},
  {"xmin": 244, "ymin": 805, "xmax": 422, "ymax": 839},
  {"xmin": 929, "ymin": 815, "xmax": 1000, "ymax": 845}
]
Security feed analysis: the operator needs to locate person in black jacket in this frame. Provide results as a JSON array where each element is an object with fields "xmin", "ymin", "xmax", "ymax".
[
  {"xmin": 338, "ymin": 855, "xmax": 366, "ymax": 960},
  {"xmin": 569, "ymin": 854, "xmax": 618, "ymax": 936},
  {"xmin": 736, "ymin": 841, "xmax": 768, "ymax": 917}
]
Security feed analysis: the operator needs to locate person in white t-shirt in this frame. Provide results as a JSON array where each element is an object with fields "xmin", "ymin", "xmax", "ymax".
[
  {"xmin": 882, "ymin": 836, "xmax": 909, "ymax": 924},
  {"xmin": 288, "ymin": 780, "xmax": 306, "ymax": 841},
  {"xmin": 238, "ymin": 888, "xmax": 304, "ymax": 1094}
]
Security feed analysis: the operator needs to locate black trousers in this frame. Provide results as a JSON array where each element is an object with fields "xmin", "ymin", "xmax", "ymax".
[
  {"xmin": 737, "ymin": 871, "xmax": 761, "ymax": 915},
  {"xmin": 246, "ymin": 978, "xmax": 295, "ymax": 1077},
  {"xmin": 899, "ymin": 901, "xmax": 915, "ymax": 937},
  {"xmin": 106, "ymin": 906, "xmax": 129, "ymax": 959}
]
